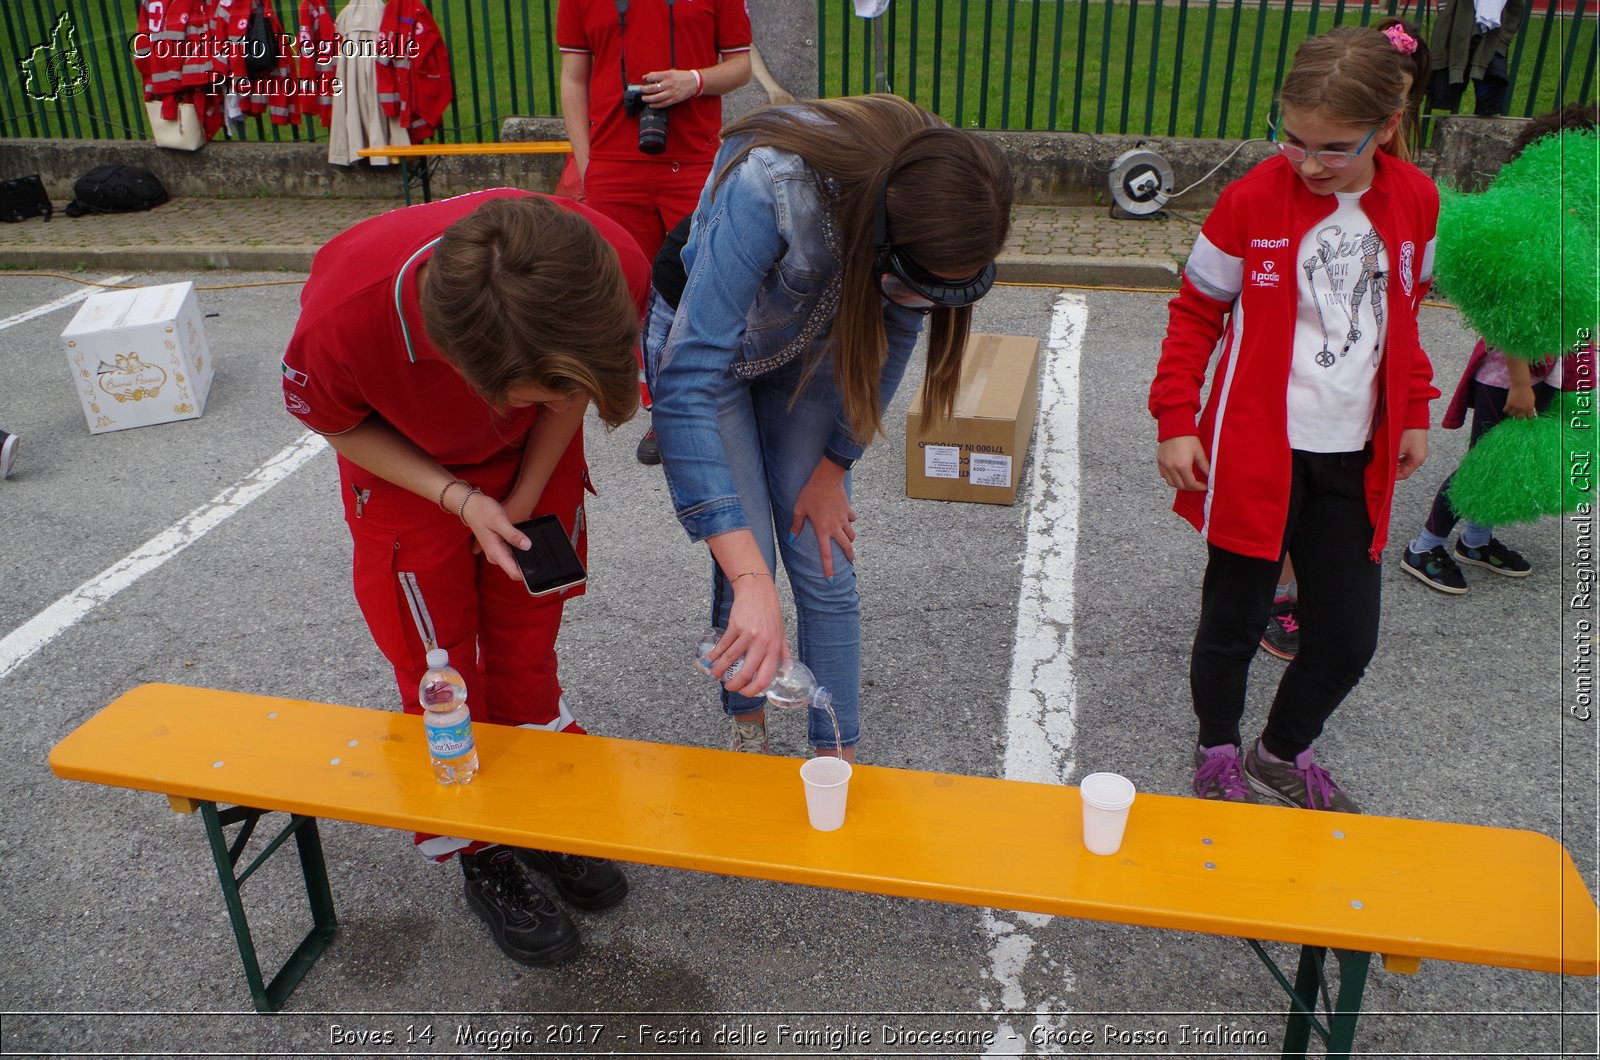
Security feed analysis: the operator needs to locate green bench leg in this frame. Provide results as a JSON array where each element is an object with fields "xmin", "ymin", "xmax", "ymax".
[
  {"xmin": 1249, "ymin": 940, "xmax": 1371, "ymax": 1060},
  {"xmin": 396, "ymin": 157, "xmax": 435, "ymax": 206},
  {"xmin": 199, "ymin": 802, "xmax": 338, "ymax": 1013}
]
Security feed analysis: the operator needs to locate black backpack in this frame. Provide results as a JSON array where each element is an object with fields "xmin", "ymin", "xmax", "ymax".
[
  {"xmin": 0, "ymin": 173, "xmax": 52, "ymax": 222},
  {"xmin": 243, "ymin": 0, "xmax": 280, "ymax": 77},
  {"xmin": 64, "ymin": 164, "xmax": 168, "ymax": 217}
]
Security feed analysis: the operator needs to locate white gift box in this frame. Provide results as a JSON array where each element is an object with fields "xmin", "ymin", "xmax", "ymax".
[{"xmin": 60, "ymin": 281, "xmax": 215, "ymax": 434}]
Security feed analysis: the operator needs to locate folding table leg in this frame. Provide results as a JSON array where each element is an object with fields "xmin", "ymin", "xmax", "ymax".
[{"xmin": 198, "ymin": 802, "xmax": 339, "ymax": 1013}]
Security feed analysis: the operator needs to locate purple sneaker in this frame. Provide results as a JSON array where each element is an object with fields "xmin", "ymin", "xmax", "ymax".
[
  {"xmin": 1244, "ymin": 742, "xmax": 1361, "ymax": 813},
  {"xmin": 1191, "ymin": 743, "xmax": 1259, "ymax": 802}
]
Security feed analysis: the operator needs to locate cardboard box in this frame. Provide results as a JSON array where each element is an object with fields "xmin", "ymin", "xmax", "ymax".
[
  {"xmin": 60, "ymin": 281, "xmax": 214, "ymax": 434},
  {"xmin": 905, "ymin": 333, "xmax": 1040, "ymax": 505}
]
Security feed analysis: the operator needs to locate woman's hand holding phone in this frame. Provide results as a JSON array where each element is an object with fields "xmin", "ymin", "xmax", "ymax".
[{"xmin": 460, "ymin": 493, "xmax": 533, "ymax": 581}]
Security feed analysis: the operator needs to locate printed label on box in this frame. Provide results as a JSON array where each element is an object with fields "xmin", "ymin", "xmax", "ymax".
[
  {"xmin": 969, "ymin": 452, "xmax": 1013, "ymax": 488},
  {"xmin": 923, "ymin": 445, "xmax": 961, "ymax": 479}
]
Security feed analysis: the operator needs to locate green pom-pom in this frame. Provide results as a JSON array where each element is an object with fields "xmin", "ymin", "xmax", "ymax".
[
  {"xmin": 1495, "ymin": 130, "xmax": 1600, "ymax": 224},
  {"xmin": 1434, "ymin": 129, "xmax": 1599, "ymax": 361},
  {"xmin": 1449, "ymin": 391, "xmax": 1597, "ymax": 524}
]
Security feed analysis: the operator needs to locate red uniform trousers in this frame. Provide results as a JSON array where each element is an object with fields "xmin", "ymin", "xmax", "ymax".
[
  {"xmin": 339, "ymin": 430, "xmax": 592, "ymax": 862},
  {"xmin": 582, "ymin": 157, "xmax": 711, "ymax": 411}
]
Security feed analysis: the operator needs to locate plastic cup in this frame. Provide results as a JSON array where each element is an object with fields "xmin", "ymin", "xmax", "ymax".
[
  {"xmin": 799, "ymin": 757, "xmax": 853, "ymax": 831},
  {"xmin": 1079, "ymin": 772, "xmax": 1136, "ymax": 855}
]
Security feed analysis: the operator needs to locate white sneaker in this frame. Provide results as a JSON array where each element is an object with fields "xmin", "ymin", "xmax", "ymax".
[{"xmin": 0, "ymin": 431, "xmax": 17, "ymax": 481}]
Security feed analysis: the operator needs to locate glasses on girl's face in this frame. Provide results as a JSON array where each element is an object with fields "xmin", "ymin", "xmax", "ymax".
[
  {"xmin": 1269, "ymin": 122, "xmax": 1379, "ymax": 169},
  {"xmin": 876, "ymin": 246, "xmax": 997, "ymax": 313}
]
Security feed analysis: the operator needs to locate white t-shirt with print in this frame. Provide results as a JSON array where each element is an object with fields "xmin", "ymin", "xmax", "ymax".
[{"xmin": 1287, "ymin": 191, "xmax": 1387, "ymax": 452}]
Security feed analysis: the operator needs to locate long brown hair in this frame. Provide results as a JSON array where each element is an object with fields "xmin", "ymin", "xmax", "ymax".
[
  {"xmin": 1279, "ymin": 27, "xmax": 1408, "ymax": 151},
  {"xmin": 715, "ymin": 94, "xmax": 1013, "ymax": 443},
  {"xmin": 420, "ymin": 196, "xmax": 640, "ymax": 428}
]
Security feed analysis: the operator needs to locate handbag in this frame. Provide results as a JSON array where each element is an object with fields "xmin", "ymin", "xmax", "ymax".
[{"xmin": 145, "ymin": 100, "xmax": 207, "ymax": 151}]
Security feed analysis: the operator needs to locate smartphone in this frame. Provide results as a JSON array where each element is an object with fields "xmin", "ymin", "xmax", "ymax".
[{"xmin": 510, "ymin": 515, "xmax": 587, "ymax": 596}]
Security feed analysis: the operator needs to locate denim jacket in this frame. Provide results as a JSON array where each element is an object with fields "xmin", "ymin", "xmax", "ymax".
[{"xmin": 648, "ymin": 138, "xmax": 925, "ymax": 542}]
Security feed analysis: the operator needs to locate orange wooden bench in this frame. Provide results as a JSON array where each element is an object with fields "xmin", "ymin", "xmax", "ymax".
[
  {"xmin": 356, "ymin": 140, "xmax": 572, "ymax": 205},
  {"xmin": 50, "ymin": 683, "xmax": 1599, "ymax": 1054}
]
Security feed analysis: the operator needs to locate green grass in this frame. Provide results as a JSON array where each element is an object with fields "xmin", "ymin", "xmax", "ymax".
[
  {"xmin": 3, "ymin": 0, "xmax": 1593, "ymax": 144},
  {"xmin": 817, "ymin": 0, "xmax": 1598, "ymax": 137}
]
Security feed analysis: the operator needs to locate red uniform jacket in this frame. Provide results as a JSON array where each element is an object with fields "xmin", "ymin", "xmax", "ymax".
[
  {"xmin": 296, "ymin": 0, "xmax": 339, "ymax": 125},
  {"xmin": 1148, "ymin": 152, "xmax": 1441, "ymax": 562},
  {"xmin": 379, "ymin": 0, "xmax": 453, "ymax": 143}
]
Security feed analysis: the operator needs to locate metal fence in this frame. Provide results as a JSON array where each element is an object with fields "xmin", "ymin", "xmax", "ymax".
[
  {"xmin": 1, "ymin": 0, "xmax": 566, "ymax": 143},
  {"xmin": 2, "ymin": 0, "xmax": 1594, "ymax": 143},
  {"xmin": 819, "ymin": 0, "xmax": 1597, "ymax": 138}
]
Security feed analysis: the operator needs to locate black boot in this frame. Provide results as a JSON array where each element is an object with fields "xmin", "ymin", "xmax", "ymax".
[
  {"xmin": 460, "ymin": 845, "xmax": 581, "ymax": 965},
  {"xmin": 635, "ymin": 425, "xmax": 661, "ymax": 465},
  {"xmin": 516, "ymin": 848, "xmax": 630, "ymax": 910}
]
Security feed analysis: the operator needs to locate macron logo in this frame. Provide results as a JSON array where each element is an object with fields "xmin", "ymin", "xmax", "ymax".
[
  {"xmin": 1250, "ymin": 259, "xmax": 1282, "ymax": 287},
  {"xmin": 1250, "ymin": 238, "xmax": 1290, "ymax": 249}
]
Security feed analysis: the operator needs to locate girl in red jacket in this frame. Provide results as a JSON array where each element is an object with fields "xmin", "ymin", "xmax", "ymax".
[{"xmin": 1149, "ymin": 27, "xmax": 1440, "ymax": 813}]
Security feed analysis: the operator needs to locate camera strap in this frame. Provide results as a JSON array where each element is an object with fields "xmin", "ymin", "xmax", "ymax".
[
  {"xmin": 614, "ymin": 0, "xmax": 631, "ymax": 87},
  {"xmin": 614, "ymin": 0, "xmax": 676, "ymax": 87}
]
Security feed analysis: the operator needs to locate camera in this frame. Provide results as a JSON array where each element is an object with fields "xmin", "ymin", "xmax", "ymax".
[{"xmin": 623, "ymin": 84, "xmax": 668, "ymax": 155}]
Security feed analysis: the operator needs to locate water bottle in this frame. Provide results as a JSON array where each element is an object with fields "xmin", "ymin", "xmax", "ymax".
[
  {"xmin": 693, "ymin": 626, "xmax": 816, "ymax": 708},
  {"xmin": 420, "ymin": 648, "xmax": 478, "ymax": 784}
]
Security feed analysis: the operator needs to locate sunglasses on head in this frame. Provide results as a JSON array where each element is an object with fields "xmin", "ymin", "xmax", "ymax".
[{"xmin": 872, "ymin": 181, "xmax": 997, "ymax": 312}]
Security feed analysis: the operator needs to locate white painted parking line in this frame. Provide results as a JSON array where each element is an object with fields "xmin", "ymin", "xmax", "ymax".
[
  {"xmin": 0, "ymin": 431, "xmax": 328, "ymax": 683},
  {"xmin": 0, "ymin": 276, "xmax": 135, "ymax": 331},
  {"xmin": 982, "ymin": 290, "xmax": 1089, "ymax": 1051}
]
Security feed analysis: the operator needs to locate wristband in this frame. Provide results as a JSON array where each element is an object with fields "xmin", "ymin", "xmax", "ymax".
[
  {"xmin": 691, "ymin": 68, "xmax": 704, "ymax": 97},
  {"xmin": 456, "ymin": 487, "xmax": 483, "ymax": 525},
  {"xmin": 437, "ymin": 478, "xmax": 470, "ymax": 512}
]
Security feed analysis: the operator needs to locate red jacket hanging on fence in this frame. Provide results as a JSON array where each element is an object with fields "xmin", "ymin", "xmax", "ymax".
[
  {"xmin": 135, "ymin": 0, "xmax": 202, "ymax": 103},
  {"xmin": 213, "ymin": 0, "xmax": 300, "ymax": 124},
  {"xmin": 378, "ymin": 0, "xmax": 453, "ymax": 144},
  {"xmin": 135, "ymin": 0, "xmax": 225, "ymax": 139},
  {"xmin": 297, "ymin": 0, "xmax": 340, "ymax": 125}
]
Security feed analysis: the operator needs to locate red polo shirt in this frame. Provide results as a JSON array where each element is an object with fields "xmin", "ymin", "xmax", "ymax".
[
  {"xmin": 283, "ymin": 189, "xmax": 649, "ymax": 468},
  {"xmin": 557, "ymin": 0, "xmax": 752, "ymax": 164}
]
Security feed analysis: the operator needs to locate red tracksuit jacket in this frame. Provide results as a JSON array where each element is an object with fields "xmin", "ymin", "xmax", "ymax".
[
  {"xmin": 378, "ymin": 0, "xmax": 453, "ymax": 144},
  {"xmin": 1148, "ymin": 152, "xmax": 1441, "ymax": 563}
]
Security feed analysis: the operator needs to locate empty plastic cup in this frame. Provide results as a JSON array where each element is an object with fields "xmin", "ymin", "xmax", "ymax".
[
  {"xmin": 799, "ymin": 757, "xmax": 853, "ymax": 831},
  {"xmin": 1079, "ymin": 772, "xmax": 1136, "ymax": 855}
]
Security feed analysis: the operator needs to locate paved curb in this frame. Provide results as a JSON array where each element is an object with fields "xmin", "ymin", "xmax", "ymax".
[
  {"xmin": 0, "ymin": 246, "xmax": 320, "ymax": 273},
  {"xmin": 3, "ymin": 245, "xmax": 1184, "ymax": 289},
  {"xmin": 997, "ymin": 254, "xmax": 1180, "ymax": 290}
]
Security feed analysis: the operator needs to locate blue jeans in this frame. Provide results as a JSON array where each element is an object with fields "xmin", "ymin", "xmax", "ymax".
[{"xmin": 710, "ymin": 355, "xmax": 861, "ymax": 751}]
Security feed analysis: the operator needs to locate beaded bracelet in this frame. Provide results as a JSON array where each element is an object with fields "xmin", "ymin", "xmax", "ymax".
[
  {"xmin": 456, "ymin": 488, "xmax": 483, "ymax": 525},
  {"xmin": 437, "ymin": 478, "xmax": 470, "ymax": 512}
]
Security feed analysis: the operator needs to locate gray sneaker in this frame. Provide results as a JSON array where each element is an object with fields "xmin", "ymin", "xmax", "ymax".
[
  {"xmin": 730, "ymin": 717, "xmax": 768, "ymax": 753},
  {"xmin": 1244, "ymin": 742, "xmax": 1360, "ymax": 813},
  {"xmin": 1191, "ymin": 743, "xmax": 1259, "ymax": 802}
]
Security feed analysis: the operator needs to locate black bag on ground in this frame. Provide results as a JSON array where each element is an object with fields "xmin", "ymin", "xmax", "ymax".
[
  {"xmin": 63, "ymin": 165, "xmax": 168, "ymax": 217},
  {"xmin": 1, "ymin": 174, "xmax": 53, "ymax": 222}
]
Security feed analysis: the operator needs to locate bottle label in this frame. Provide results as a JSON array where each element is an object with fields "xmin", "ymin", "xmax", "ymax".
[{"xmin": 427, "ymin": 718, "xmax": 475, "ymax": 759}]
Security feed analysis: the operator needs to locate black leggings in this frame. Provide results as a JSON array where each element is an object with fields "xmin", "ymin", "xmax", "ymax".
[{"xmin": 1191, "ymin": 449, "xmax": 1381, "ymax": 759}]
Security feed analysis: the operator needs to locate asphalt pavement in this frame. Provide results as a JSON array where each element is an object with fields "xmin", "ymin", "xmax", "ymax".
[{"xmin": 0, "ymin": 269, "xmax": 1595, "ymax": 1057}]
